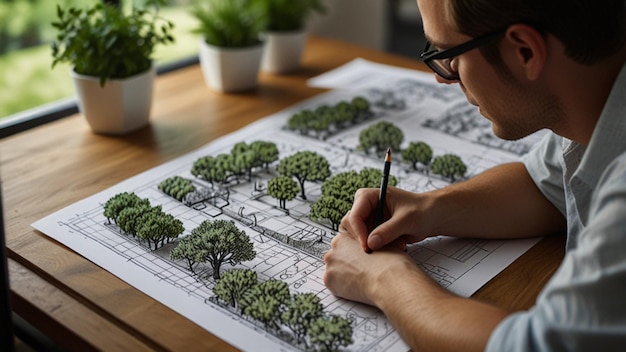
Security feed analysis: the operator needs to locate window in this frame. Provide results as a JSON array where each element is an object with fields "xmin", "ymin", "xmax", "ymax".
[{"xmin": 0, "ymin": 0, "xmax": 198, "ymax": 138}]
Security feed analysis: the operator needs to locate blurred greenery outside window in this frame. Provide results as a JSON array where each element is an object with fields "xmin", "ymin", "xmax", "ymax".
[{"xmin": 0, "ymin": 0, "xmax": 198, "ymax": 135}]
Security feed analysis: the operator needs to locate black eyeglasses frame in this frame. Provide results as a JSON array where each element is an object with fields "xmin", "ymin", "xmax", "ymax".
[{"xmin": 420, "ymin": 28, "xmax": 508, "ymax": 80}]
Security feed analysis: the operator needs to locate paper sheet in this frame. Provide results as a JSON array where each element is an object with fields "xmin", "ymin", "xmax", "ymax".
[{"xmin": 33, "ymin": 59, "xmax": 545, "ymax": 351}]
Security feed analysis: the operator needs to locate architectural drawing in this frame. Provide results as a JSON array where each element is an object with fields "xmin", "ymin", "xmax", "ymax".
[{"xmin": 33, "ymin": 60, "xmax": 543, "ymax": 351}]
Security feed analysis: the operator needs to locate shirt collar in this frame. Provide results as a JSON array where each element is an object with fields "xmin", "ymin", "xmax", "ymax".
[{"xmin": 574, "ymin": 62, "xmax": 626, "ymax": 186}]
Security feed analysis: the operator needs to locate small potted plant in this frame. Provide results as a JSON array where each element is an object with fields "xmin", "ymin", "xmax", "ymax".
[
  {"xmin": 51, "ymin": 0, "xmax": 174, "ymax": 135},
  {"xmin": 260, "ymin": 0, "xmax": 327, "ymax": 74},
  {"xmin": 191, "ymin": 0, "xmax": 267, "ymax": 93}
]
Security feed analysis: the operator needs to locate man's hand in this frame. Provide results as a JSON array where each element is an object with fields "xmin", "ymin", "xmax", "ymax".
[
  {"xmin": 340, "ymin": 186, "xmax": 434, "ymax": 252},
  {"xmin": 323, "ymin": 227, "xmax": 509, "ymax": 352},
  {"xmin": 323, "ymin": 231, "xmax": 413, "ymax": 305}
]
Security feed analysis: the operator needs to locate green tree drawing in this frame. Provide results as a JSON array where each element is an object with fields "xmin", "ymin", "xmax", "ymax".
[
  {"xmin": 250, "ymin": 140, "xmax": 279, "ymax": 169},
  {"xmin": 158, "ymin": 176, "xmax": 195, "ymax": 201},
  {"xmin": 277, "ymin": 151, "xmax": 331, "ymax": 200},
  {"xmin": 116, "ymin": 204, "xmax": 155, "ymax": 236},
  {"xmin": 308, "ymin": 315, "xmax": 354, "ymax": 352},
  {"xmin": 170, "ymin": 235, "xmax": 205, "ymax": 273},
  {"xmin": 357, "ymin": 167, "xmax": 399, "ymax": 188},
  {"xmin": 136, "ymin": 210, "xmax": 184, "ymax": 250},
  {"xmin": 191, "ymin": 153, "xmax": 236, "ymax": 186},
  {"xmin": 286, "ymin": 97, "xmax": 371, "ymax": 137},
  {"xmin": 267, "ymin": 176, "xmax": 299, "ymax": 209},
  {"xmin": 280, "ymin": 292, "xmax": 324, "ymax": 346},
  {"xmin": 333, "ymin": 101, "xmax": 356, "ymax": 126},
  {"xmin": 213, "ymin": 268, "xmax": 258, "ymax": 308},
  {"xmin": 178, "ymin": 219, "xmax": 256, "ymax": 279},
  {"xmin": 309, "ymin": 195, "xmax": 352, "ymax": 231},
  {"xmin": 402, "ymin": 141, "xmax": 433, "ymax": 170},
  {"xmin": 103, "ymin": 192, "xmax": 150, "ymax": 224},
  {"xmin": 231, "ymin": 142, "xmax": 256, "ymax": 182},
  {"xmin": 358, "ymin": 121, "xmax": 404, "ymax": 155},
  {"xmin": 320, "ymin": 171, "xmax": 362, "ymax": 202},
  {"xmin": 314, "ymin": 105, "xmax": 338, "ymax": 129},
  {"xmin": 351, "ymin": 96, "xmax": 370, "ymax": 114},
  {"xmin": 287, "ymin": 109, "xmax": 315, "ymax": 135},
  {"xmin": 240, "ymin": 279, "xmax": 290, "ymax": 330},
  {"xmin": 214, "ymin": 153, "xmax": 236, "ymax": 184},
  {"xmin": 310, "ymin": 168, "xmax": 397, "ymax": 231},
  {"xmin": 431, "ymin": 153, "xmax": 467, "ymax": 181},
  {"xmin": 231, "ymin": 141, "xmax": 251, "ymax": 156},
  {"xmin": 191, "ymin": 155, "xmax": 218, "ymax": 185}
]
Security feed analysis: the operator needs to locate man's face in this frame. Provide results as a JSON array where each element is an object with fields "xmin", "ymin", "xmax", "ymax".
[{"xmin": 417, "ymin": 0, "xmax": 561, "ymax": 141}]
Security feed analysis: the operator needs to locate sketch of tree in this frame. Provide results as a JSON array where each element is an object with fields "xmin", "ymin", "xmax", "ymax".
[
  {"xmin": 214, "ymin": 153, "xmax": 236, "ymax": 184},
  {"xmin": 103, "ymin": 193, "xmax": 183, "ymax": 250},
  {"xmin": 231, "ymin": 141, "xmax": 250, "ymax": 156},
  {"xmin": 308, "ymin": 315, "xmax": 354, "ymax": 351},
  {"xmin": 281, "ymin": 292, "xmax": 324, "ymax": 346},
  {"xmin": 136, "ymin": 210, "xmax": 184, "ymax": 250},
  {"xmin": 310, "ymin": 168, "xmax": 398, "ymax": 231},
  {"xmin": 320, "ymin": 171, "xmax": 363, "ymax": 202},
  {"xmin": 267, "ymin": 176, "xmax": 299, "ymax": 209},
  {"xmin": 158, "ymin": 176, "xmax": 195, "ymax": 201},
  {"xmin": 333, "ymin": 101, "xmax": 356, "ymax": 127},
  {"xmin": 277, "ymin": 151, "xmax": 331, "ymax": 200},
  {"xmin": 239, "ymin": 279, "xmax": 290, "ymax": 330},
  {"xmin": 191, "ymin": 155, "xmax": 219, "ymax": 186},
  {"xmin": 351, "ymin": 96, "xmax": 371, "ymax": 114},
  {"xmin": 287, "ymin": 109, "xmax": 315, "ymax": 135},
  {"xmin": 309, "ymin": 195, "xmax": 351, "ymax": 231},
  {"xmin": 431, "ymin": 153, "xmax": 467, "ymax": 181},
  {"xmin": 358, "ymin": 121, "xmax": 404, "ymax": 155},
  {"xmin": 358, "ymin": 167, "xmax": 399, "ymax": 188},
  {"xmin": 286, "ymin": 97, "xmax": 372, "ymax": 138},
  {"xmin": 116, "ymin": 204, "xmax": 154, "ymax": 236},
  {"xmin": 170, "ymin": 236, "xmax": 204, "ymax": 273},
  {"xmin": 402, "ymin": 141, "xmax": 433, "ymax": 170},
  {"xmin": 191, "ymin": 153, "xmax": 236, "ymax": 186},
  {"xmin": 171, "ymin": 219, "xmax": 256, "ymax": 279},
  {"xmin": 213, "ymin": 268, "xmax": 258, "ymax": 308},
  {"xmin": 230, "ymin": 142, "xmax": 256, "ymax": 182},
  {"xmin": 103, "ymin": 192, "xmax": 150, "ymax": 224},
  {"xmin": 249, "ymin": 140, "xmax": 279, "ymax": 169}
]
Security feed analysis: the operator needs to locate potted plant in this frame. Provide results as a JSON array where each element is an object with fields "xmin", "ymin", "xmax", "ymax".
[
  {"xmin": 191, "ymin": 0, "xmax": 267, "ymax": 93},
  {"xmin": 51, "ymin": 0, "xmax": 174, "ymax": 135},
  {"xmin": 260, "ymin": 0, "xmax": 326, "ymax": 74}
]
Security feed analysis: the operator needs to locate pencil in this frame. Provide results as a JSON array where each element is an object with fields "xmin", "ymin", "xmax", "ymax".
[{"xmin": 374, "ymin": 147, "xmax": 392, "ymax": 229}]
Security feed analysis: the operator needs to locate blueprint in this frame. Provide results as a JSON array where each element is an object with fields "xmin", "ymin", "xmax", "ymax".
[{"xmin": 33, "ymin": 59, "xmax": 546, "ymax": 351}]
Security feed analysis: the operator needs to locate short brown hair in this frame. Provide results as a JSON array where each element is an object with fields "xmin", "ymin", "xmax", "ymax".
[{"xmin": 447, "ymin": 0, "xmax": 626, "ymax": 64}]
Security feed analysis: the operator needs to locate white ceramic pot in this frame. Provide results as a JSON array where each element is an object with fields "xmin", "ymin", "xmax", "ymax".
[
  {"xmin": 198, "ymin": 39, "xmax": 264, "ymax": 93},
  {"xmin": 71, "ymin": 66, "xmax": 155, "ymax": 135},
  {"xmin": 261, "ymin": 30, "xmax": 307, "ymax": 74}
]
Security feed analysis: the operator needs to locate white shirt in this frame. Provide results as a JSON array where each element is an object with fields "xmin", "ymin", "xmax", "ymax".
[{"xmin": 486, "ymin": 62, "xmax": 626, "ymax": 351}]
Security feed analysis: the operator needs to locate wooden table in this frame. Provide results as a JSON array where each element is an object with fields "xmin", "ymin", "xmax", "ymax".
[{"xmin": 1, "ymin": 36, "xmax": 565, "ymax": 351}]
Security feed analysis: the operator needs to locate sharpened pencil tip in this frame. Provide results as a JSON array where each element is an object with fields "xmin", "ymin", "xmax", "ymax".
[{"xmin": 385, "ymin": 147, "xmax": 391, "ymax": 162}]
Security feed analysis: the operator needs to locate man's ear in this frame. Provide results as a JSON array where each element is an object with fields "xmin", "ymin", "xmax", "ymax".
[{"xmin": 503, "ymin": 24, "xmax": 547, "ymax": 80}]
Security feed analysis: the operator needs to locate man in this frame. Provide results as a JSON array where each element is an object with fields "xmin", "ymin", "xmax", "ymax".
[{"xmin": 323, "ymin": 0, "xmax": 626, "ymax": 351}]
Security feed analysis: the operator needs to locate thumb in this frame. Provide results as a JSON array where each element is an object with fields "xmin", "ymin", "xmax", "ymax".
[{"xmin": 367, "ymin": 217, "xmax": 403, "ymax": 250}]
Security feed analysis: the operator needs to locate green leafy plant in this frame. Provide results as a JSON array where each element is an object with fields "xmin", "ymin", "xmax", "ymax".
[
  {"xmin": 262, "ymin": 0, "xmax": 327, "ymax": 31},
  {"xmin": 432, "ymin": 153, "xmax": 467, "ymax": 182},
  {"xmin": 51, "ymin": 0, "xmax": 175, "ymax": 86},
  {"xmin": 191, "ymin": 0, "xmax": 267, "ymax": 48},
  {"xmin": 277, "ymin": 150, "xmax": 331, "ymax": 200}
]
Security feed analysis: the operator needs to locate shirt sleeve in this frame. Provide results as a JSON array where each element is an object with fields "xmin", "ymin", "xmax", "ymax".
[
  {"xmin": 522, "ymin": 133, "xmax": 567, "ymax": 216},
  {"xmin": 486, "ymin": 152, "xmax": 626, "ymax": 351}
]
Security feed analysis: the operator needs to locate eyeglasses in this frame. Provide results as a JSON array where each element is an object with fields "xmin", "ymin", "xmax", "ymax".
[{"xmin": 420, "ymin": 28, "xmax": 507, "ymax": 80}]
